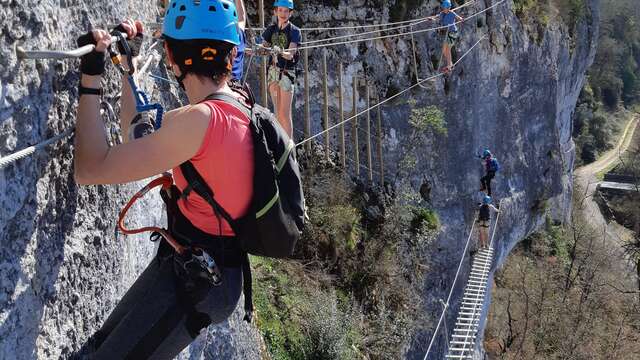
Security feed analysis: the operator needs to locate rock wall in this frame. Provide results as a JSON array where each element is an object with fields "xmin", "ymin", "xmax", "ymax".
[{"xmin": 0, "ymin": 0, "xmax": 598, "ymax": 359}]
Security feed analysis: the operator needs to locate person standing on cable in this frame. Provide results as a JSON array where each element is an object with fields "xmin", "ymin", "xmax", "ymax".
[
  {"xmin": 477, "ymin": 149, "xmax": 500, "ymax": 196},
  {"xmin": 261, "ymin": 0, "xmax": 301, "ymax": 138},
  {"xmin": 428, "ymin": 0, "xmax": 464, "ymax": 74},
  {"xmin": 72, "ymin": 1, "xmax": 254, "ymax": 356},
  {"xmin": 477, "ymin": 196, "xmax": 500, "ymax": 249},
  {"xmin": 232, "ymin": 0, "xmax": 247, "ymax": 81}
]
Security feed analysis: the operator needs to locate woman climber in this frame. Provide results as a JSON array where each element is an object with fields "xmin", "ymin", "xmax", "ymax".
[
  {"xmin": 260, "ymin": 0, "xmax": 301, "ymax": 138},
  {"xmin": 73, "ymin": 0, "xmax": 253, "ymax": 357},
  {"xmin": 428, "ymin": 0, "xmax": 464, "ymax": 74}
]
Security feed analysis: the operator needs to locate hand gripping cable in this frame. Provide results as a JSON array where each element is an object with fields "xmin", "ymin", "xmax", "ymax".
[
  {"xmin": 117, "ymin": 173, "xmax": 188, "ymax": 255},
  {"xmin": 109, "ymin": 31, "xmax": 165, "ymax": 130}
]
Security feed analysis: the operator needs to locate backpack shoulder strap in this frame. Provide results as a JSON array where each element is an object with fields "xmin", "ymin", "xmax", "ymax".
[
  {"xmin": 203, "ymin": 92, "xmax": 253, "ymax": 120},
  {"xmin": 179, "ymin": 161, "xmax": 236, "ymax": 230}
]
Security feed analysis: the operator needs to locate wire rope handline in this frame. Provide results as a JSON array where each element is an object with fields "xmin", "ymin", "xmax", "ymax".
[
  {"xmin": 296, "ymin": 33, "xmax": 488, "ymax": 148},
  {"xmin": 142, "ymin": 2, "xmax": 476, "ymax": 34},
  {"xmin": 295, "ymin": 0, "xmax": 504, "ymax": 52},
  {"xmin": 0, "ymin": 129, "xmax": 74, "ymax": 169},
  {"xmin": 299, "ymin": 1, "xmax": 475, "ymax": 46},
  {"xmin": 16, "ymin": 35, "xmax": 120, "ymax": 59},
  {"xmin": 423, "ymin": 218, "xmax": 478, "ymax": 360}
]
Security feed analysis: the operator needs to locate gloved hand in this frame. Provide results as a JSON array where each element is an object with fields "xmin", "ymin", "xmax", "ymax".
[
  {"xmin": 77, "ymin": 32, "xmax": 106, "ymax": 75},
  {"xmin": 112, "ymin": 20, "xmax": 144, "ymax": 57}
]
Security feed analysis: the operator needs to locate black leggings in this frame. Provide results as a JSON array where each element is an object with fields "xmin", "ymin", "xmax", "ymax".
[
  {"xmin": 481, "ymin": 171, "xmax": 496, "ymax": 196},
  {"xmin": 82, "ymin": 252, "xmax": 242, "ymax": 359}
]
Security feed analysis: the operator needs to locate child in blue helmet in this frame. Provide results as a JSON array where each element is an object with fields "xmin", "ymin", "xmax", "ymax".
[
  {"xmin": 477, "ymin": 196, "xmax": 500, "ymax": 249},
  {"xmin": 73, "ymin": 1, "xmax": 253, "ymax": 357},
  {"xmin": 428, "ymin": 0, "xmax": 464, "ymax": 73},
  {"xmin": 477, "ymin": 149, "xmax": 499, "ymax": 196},
  {"xmin": 261, "ymin": 0, "xmax": 301, "ymax": 138}
]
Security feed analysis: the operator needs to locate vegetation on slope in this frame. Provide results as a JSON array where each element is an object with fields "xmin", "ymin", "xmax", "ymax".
[
  {"xmin": 252, "ymin": 149, "xmax": 439, "ymax": 359},
  {"xmin": 484, "ymin": 197, "xmax": 640, "ymax": 359},
  {"xmin": 572, "ymin": 0, "xmax": 640, "ymax": 165}
]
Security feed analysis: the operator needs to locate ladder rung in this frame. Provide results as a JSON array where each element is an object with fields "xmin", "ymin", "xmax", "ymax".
[
  {"xmin": 456, "ymin": 320, "xmax": 478, "ymax": 333},
  {"xmin": 467, "ymin": 279, "xmax": 486, "ymax": 284},
  {"xmin": 462, "ymin": 299, "xmax": 482, "ymax": 304},
  {"xmin": 459, "ymin": 311, "xmax": 482, "ymax": 316},
  {"xmin": 468, "ymin": 274, "xmax": 488, "ymax": 280},
  {"xmin": 462, "ymin": 296, "xmax": 483, "ymax": 301},
  {"xmin": 448, "ymin": 347, "xmax": 474, "ymax": 352},
  {"xmin": 465, "ymin": 284, "xmax": 487, "ymax": 289},
  {"xmin": 473, "ymin": 254, "xmax": 493, "ymax": 261},
  {"xmin": 465, "ymin": 288, "xmax": 486, "ymax": 293},
  {"xmin": 456, "ymin": 313, "xmax": 480, "ymax": 326},
  {"xmin": 470, "ymin": 266, "xmax": 490, "ymax": 272},
  {"xmin": 472, "ymin": 263, "xmax": 492, "ymax": 269},
  {"xmin": 454, "ymin": 328, "xmax": 477, "ymax": 333},
  {"xmin": 451, "ymin": 340, "xmax": 475, "ymax": 345},
  {"xmin": 445, "ymin": 355, "xmax": 472, "ymax": 359},
  {"xmin": 452, "ymin": 334, "xmax": 477, "ymax": 339}
]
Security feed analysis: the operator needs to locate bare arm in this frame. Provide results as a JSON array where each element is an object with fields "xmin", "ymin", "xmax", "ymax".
[
  {"xmin": 281, "ymin": 42, "xmax": 297, "ymax": 60},
  {"xmin": 75, "ymin": 101, "xmax": 210, "ymax": 185}
]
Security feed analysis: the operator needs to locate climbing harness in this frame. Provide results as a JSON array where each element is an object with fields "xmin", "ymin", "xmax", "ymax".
[
  {"xmin": 116, "ymin": 173, "xmax": 224, "ymax": 286},
  {"xmin": 117, "ymin": 173, "xmax": 186, "ymax": 254},
  {"xmin": 109, "ymin": 31, "xmax": 165, "ymax": 129}
]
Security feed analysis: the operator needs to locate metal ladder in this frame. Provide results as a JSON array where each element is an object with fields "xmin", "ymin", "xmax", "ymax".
[{"xmin": 444, "ymin": 246, "xmax": 494, "ymax": 359}]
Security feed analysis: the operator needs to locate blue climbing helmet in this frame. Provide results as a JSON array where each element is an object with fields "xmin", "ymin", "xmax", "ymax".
[
  {"xmin": 162, "ymin": 0, "xmax": 240, "ymax": 45},
  {"xmin": 482, "ymin": 149, "xmax": 492, "ymax": 159},
  {"xmin": 442, "ymin": 0, "xmax": 452, "ymax": 9},
  {"xmin": 483, "ymin": 196, "xmax": 492, "ymax": 205},
  {"xmin": 274, "ymin": 0, "xmax": 294, "ymax": 9}
]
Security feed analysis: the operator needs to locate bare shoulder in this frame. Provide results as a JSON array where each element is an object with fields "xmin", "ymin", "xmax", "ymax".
[{"xmin": 162, "ymin": 103, "xmax": 211, "ymax": 129}]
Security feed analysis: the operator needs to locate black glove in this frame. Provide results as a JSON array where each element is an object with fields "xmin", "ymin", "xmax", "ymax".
[
  {"xmin": 112, "ymin": 24, "xmax": 144, "ymax": 57},
  {"xmin": 77, "ymin": 32, "xmax": 106, "ymax": 76}
]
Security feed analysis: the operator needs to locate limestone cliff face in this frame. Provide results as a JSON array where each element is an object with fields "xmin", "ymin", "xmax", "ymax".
[{"xmin": 0, "ymin": 0, "xmax": 598, "ymax": 359}]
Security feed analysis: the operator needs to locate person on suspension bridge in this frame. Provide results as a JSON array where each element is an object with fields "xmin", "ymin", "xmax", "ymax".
[
  {"xmin": 427, "ymin": 0, "xmax": 464, "ymax": 74},
  {"xmin": 232, "ymin": 0, "xmax": 247, "ymax": 81},
  {"xmin": 477, "ymin": 196, "xmax": 500, "ymax": 249},
  {"xmin": 72, "ymin": 0, "xmax": 304, "ymax": 357},
  {"xmin": 260, "ymin": 0, "xmax": 301, "ymax": 138},
  {"xmin": 477, "ymin": 148, "xmax": 500, "ymax": 196}
]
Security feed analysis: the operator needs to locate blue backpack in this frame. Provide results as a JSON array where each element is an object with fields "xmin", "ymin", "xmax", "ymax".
[{"xmin": 488, "ymin": 158, "xmax": 500, "ymax": 172}]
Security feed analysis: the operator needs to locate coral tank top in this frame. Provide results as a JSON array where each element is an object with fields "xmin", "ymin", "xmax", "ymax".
[{"xmin": 173, "ymin": 99, "xmax": 254, "ymax": 236}]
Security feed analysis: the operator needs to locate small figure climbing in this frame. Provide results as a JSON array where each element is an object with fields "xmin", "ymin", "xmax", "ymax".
[
  {"xmin": 261, "ymin": 0, "xmax": 301, "ymax": 138},
  {"xmin": 477, "ymin": 148, "xmax": 500, "ymax": 196},
  {"xmin": 477, "ymin": 196, "xmax": 500, "ymax": 249},
  {"xmin": 428, "ymin": 0, "xmax": 464, "ymax": 74}
]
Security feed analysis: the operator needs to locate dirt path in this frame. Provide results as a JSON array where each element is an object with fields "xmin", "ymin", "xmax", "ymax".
[
  {"xmin": 576, "ymin": 115, "xmax": 639, "ymax": 178},
  {"xmin": 574, "ymin": 114, "xmax": 638, "ymax": 272}
]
